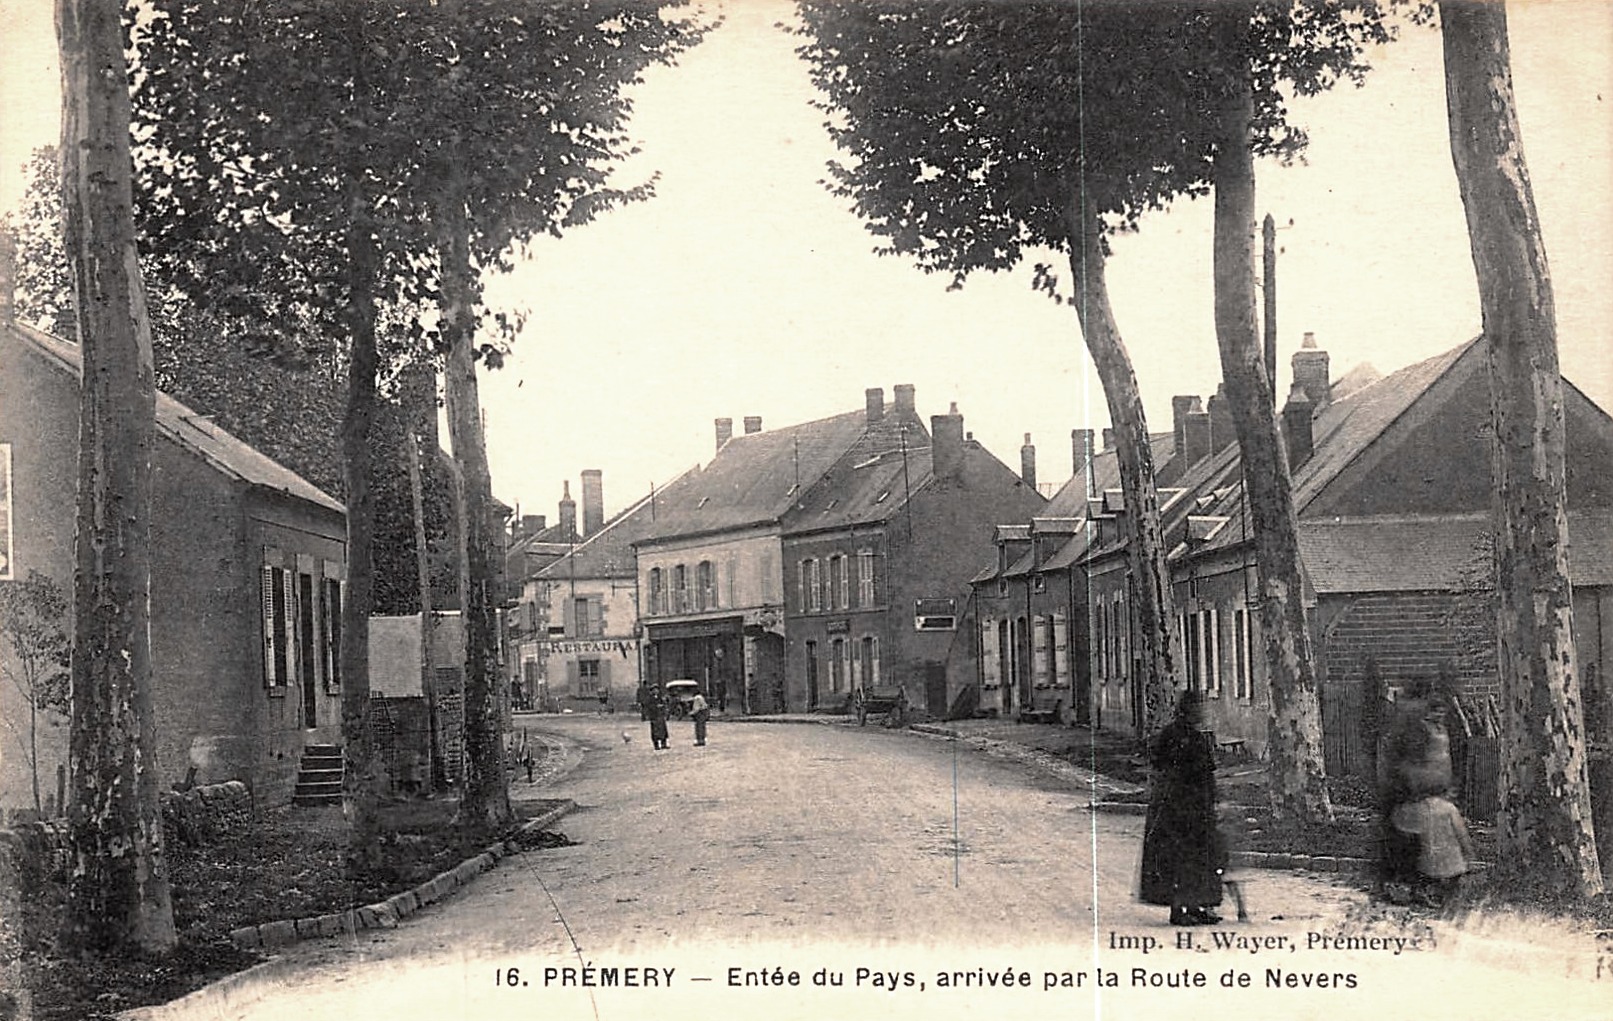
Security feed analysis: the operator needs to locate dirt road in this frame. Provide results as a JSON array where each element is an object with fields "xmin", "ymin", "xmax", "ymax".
[{"xmin": 150, "ymin": 715, "xmax": 1607, "ymax": 1021}]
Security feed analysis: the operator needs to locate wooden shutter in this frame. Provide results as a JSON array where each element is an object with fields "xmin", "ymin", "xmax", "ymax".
[
  {"xmin": 261, "ymin": 564, "xmax": 277, "ymax": 687},
  {"xmin": 1053, "ymin": 613, "xmax": 1070, "ymax": 688},
  {"xmin": 1031, "ymin": 614, "xmax": 1049, "ymax": 687},
  {"xmin": 981, "ymin": 617, "xmax": 1000, "ymax": 687}
]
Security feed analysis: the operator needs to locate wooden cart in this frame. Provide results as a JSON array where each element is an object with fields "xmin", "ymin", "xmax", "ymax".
[{"xmin": 854, "ymin": 685, "xmax": 908, "ymax": 728}]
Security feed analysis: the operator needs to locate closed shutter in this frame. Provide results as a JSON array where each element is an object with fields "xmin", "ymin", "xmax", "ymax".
[
  {"xmin": 1031, "ymin": 614, "xmax": 1049, "ymax": 687},
  {"xmin": 1208, "ymin": 607, "xmax": 1221, "ymax": 694},
  {"xmin": 562, "ymin": 596, "xmax": 576, "ymax": 637},
  {"xmin": 599, "ymin": 658, "xmax": 612, "ymax": 688},
  {"xmin": 565, "ymin": 658, "xmax": 580, "ymax": 695},
  {"xmin": 261, "ymin": 564, "xmax": 277, "ymax": 687},
  {"xmin": 1053, "ymin": 613, "xmax": 1070, "ymax": 688},
  {"xmin": 981, "ymin": 618, "xmax": 1000, "ymax": 687}
]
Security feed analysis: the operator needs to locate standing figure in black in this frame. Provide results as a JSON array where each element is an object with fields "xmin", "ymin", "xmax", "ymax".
[
  {"xmin": 1139, "ymin": 690, "xmax": 1226, "ymax": 926},
  {"xmin": 646, "ymin": 687, "xmax": 670, "ymax": 751}
]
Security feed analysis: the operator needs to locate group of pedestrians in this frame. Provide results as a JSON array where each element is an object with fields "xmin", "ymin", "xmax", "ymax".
[
  {"xmin": 639, "ymin": 685, "xmax": 711, "ymax": 750},
  {"xmin": 1139, "ymin": 684, "xmax": 1474, "ymax": 926}
]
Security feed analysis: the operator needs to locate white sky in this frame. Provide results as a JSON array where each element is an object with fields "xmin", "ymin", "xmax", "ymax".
[{"xmin": 3, "ymin": 0, "xmax": 1611, "ymax": 521}]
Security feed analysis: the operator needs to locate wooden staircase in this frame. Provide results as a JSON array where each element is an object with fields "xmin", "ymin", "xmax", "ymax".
[{"xmin": 293, "ymin": 744, "xmax": 343, "ymax": 806}]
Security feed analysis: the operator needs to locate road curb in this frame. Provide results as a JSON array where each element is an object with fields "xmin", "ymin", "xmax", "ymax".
[{"xmin": 119, "ymin": 799, "xmax": 578, "ymax": 1021}]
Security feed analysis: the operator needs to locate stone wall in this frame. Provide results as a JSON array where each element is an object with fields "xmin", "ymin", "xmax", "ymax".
[{"xmin": 0, "ymin": 779, "xmax": 254, "ymax": 884}]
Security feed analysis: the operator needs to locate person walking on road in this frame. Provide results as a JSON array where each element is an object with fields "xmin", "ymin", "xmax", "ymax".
[
  {"xmin": 1139, "ymin": 690, "xmax": 1227, "ymax": 926},
  {"xmin": 647, "ymin": 687, "xmax": 670, "ymax": 751},
  {"xmin": 690, "ymin": 691, "xmax": 711, "ymax": 746}
]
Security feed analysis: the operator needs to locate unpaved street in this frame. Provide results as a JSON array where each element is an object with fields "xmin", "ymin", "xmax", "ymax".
[{"xmin": 158, "ymin": 716, "xmax": 1607, "ymax": 1021}]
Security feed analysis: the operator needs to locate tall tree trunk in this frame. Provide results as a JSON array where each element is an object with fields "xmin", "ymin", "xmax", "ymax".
[
  {"xmin": 404, "ymin": 418, "xmax": 440, "ymax": 791},
  {"xmin": 1440, "ymin": 0, "xmax": 1601, "ymax": 897},
  {"xmin": 57, "ymin": 0, "xmax": 175, "ymax": 953},
  {"xmin": 438, "ymin": 181, "xmax": 511, "ymax": 833},
  {"xmin": 1212, "ymin": 10, "xmax": 1332, "ymax": 826},
  {"xmin": 340, "ymin": 6, "xmax": 384, "ymax": 869},
  {"xmin": 1063, "ymin": 204, "xmax": 1180, "ymax": 737}
]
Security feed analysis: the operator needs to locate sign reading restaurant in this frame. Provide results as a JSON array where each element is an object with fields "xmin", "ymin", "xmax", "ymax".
[{"xmin": 538, "ymin": 639, "xmax": 640, "ymax": 657}]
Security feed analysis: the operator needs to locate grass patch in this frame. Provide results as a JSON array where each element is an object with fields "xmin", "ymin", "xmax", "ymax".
[{"xmin": 10, "ymin": 797, "xmax": 571, "ymax": 1021}]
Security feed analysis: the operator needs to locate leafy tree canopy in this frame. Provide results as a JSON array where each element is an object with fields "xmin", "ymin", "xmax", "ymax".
[
  {"xmin": 796, "ymin": 1, "xmax": 1394, "ymax": 286},
  {"xmin": 131, "ymin": 0, "xmax": 707, "ymax": 365}
]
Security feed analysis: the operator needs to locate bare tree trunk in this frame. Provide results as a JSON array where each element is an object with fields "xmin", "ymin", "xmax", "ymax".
[
  {"xmin": 57, "ymin": 0, "xmax": 175, "ymax": 953},
  {"xmin": 1064, "ymin": 205, "xmax": 1180, "ymax": 737},
  {"xmin": 404, "ymin": 420, "xmax": 440, "ymax": 791},
  {"xmin": 340, "ymin": 6, "xmax": 383, "ymax": 869},
  {"xmin": 437, "ymin": 181, "xmax": 511, "ymax": 833},
  {"xmin": 1440, "ymin": 0, "xmax": 1601, "ymax": 897},
  {"xmin": 1212, "ymin": 11, "xmax": 1332, "ymax": 826}
]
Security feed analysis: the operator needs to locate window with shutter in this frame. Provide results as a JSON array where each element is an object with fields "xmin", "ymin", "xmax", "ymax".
[
  {"xmin": 1031, "ymin": 614, "xmax": 1049, "ymax": 687},
  {"xmin": 980, "ymin": 618, "xmax": 1000, "ymax": 687},
  {"xmin": 1052, "ymin": 613, "xmax": 1070, "ymax": 687},
  {"xmin": 261, "ymin": 564, "xmax": 278, "ymax": 687}
]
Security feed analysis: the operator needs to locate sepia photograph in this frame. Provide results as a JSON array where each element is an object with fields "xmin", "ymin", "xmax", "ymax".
[{"xmin": 1, "ymin": 1, "xmax": 1611, "ymax": 1019}]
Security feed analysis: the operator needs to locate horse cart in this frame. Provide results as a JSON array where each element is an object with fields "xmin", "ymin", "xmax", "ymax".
[{"xmin": 853, "ymin": 685, "xmax": 908, "ymax": 728}]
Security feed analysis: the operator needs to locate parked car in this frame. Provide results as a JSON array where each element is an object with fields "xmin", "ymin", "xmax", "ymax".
[{"xmin": 664, "ymin": 679, "xmax": 702, "ymax": 719}]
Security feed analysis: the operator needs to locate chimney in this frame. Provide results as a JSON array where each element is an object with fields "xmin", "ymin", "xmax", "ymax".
[
  {"xmin": 580, "ymin": 469, "xmax": 604, "ymax": 537},
  {"xmin": 715, "ymin": 417, "xmax": 733, "ymax": 451},
  {"xmin": 743, "ymin": 415, "xmax": 763, "ymax": 435},
  {"xmin": 520, "ymin": 514, "xmax": 543, "ymax": 538},
  {"xmin": 536, "ymin": 514, "xmax": 547, "ymax": 531},
  {"xmin": 865, "ymin": 387, "xmax": 885, "ymax": 426},
  {"xmin": 893, "ymin": 383, "xmax": 916, "ymax": 415},
  {"xmin": 1207, "ymin": 386, "xmax": 1236, "ymax": 453},
  {"xmin": 1020, "ymin": 433, "xmax": 1037, "ymax": 490},
  {"xmin": 1071, "ymin": 428, "xmax": 1095, "ymax": 475},
  {"xmin": 1101, "ymin": 427, "xmax": 1115, "ymax": 451},
  {"xmin": 1292, "ymin": 331, "xmax": 1331, "ymax": 408},
  {"xmin": 931, "ymin": 402, "xmax": 965, "ymax": 482},
  {"xmin": 1183, "ymin": 407, "xmax": 1212, "ymax": 467},
  {"xmin": 1282, "ymin": 383, "xmax": 1315, "ymax": 470},
  {"xmin": 558, "ymin": 480, "xmax": 577, "ymax": 539},
  {"xmin": 0, "ymin": 231, "xmax": 15, "ymax": 326},
  {"xmin": 1171, "ymin": 395, "xmax": 1201, "ymax": 460}
]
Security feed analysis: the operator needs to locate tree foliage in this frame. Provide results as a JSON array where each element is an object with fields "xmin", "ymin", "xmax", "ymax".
[
  {"xmin": 0, "ymin": 570, "xmax": 71, "ymax": 814},
  {"xmin": 126, "ymin": 0, "xmax": 708, "ymax": 840},
  {"xmin": 797, "ymin": 1, "xmax": 1390, "ymax": 738}
]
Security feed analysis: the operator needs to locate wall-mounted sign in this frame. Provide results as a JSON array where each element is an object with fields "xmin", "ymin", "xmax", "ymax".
[{"xmin": 915, "ymin": 597, "xmax": 957, "ymax": 632}]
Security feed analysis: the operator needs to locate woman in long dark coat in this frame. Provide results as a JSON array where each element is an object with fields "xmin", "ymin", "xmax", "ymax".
[{"xmin": 1139, "ymin": 691, "xmax": 1226, "ymax": 925}]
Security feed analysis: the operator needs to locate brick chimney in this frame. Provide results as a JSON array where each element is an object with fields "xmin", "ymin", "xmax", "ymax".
[
  {"xmin": 558, "ymin": 480, "xmax": 577, "ymax": 538},
  {"xmin": 1071, "ymin": 428, "xmax": 1095, "ymax": 474},
  {"xmin": 931, "ymin": 402, "xmax": 964, "ymax": 482},
  {"xmin": 0, "ymin": 231, "xmax": 15, "ymax": 326},
  {"xmin": 519, "ymin": 514, "xmax": 543, "ymax": 538},
  {"xmin": 1020, "ymin": 433, "xmax": 1037, "ymax": 490},
  {"xmin": 865, "ymin": 387, "xmax": 885, "ymax": 426},
  {"xmin": 1171, "ymin": 395, "xmax": 1202, "ymax": 460},
  {"xmin": 1292, "ymin": 331, "xmax": 1331, "ymax": 408},
  {"xmin": 580, "ymin": 469, "xmax": 604, "ymax": 537},
  {"xmin": 1183, "ymin": 407, "xmax": 1212, "ymax": 467},
  {"xmin": 715, "ymin": 417, "xmax": 733, "ymax": 452},
  {"xmin": 1207, "ymin": 386, "xmax": 1236, "ymax": 453},
  {"xmin": 893, "ymin": 383, "xmax": 916, "ymax": 415},
  {"xmin": 1282, "ymin": 383, "xmax": 1315, "ymax": 470},
  {"xmin": 743, "ymin": 415, "xmax": 763, "ymax": 435}
]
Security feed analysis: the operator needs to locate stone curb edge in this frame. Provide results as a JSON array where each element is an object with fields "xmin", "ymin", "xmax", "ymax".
[
  {"xmin": 225, "ymin": 799, "xmax": 578, "ymax": 952},
  {"xmin": 117, "ymin": 799, "xmax": 578, "ymax": 1020}
]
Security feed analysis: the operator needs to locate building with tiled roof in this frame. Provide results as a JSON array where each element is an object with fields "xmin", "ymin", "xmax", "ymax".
[
  {"xmin": 969, "ymin": 332, "xmax": 1613, "ymax": 815},
  {"xmin": 505, "ymin": 469, "xmax": 695, "ymax": 713},
  {"xmin": 632, "ymin": 385, "xmax": 1044, "ymax": 717},
  {"xmin": 779, "ymin": 390, "xmax": 1045, "ymax": 718},
  {"xmin": 1, "ymin": 310, "xmax": 348, "ymax": 809}
]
